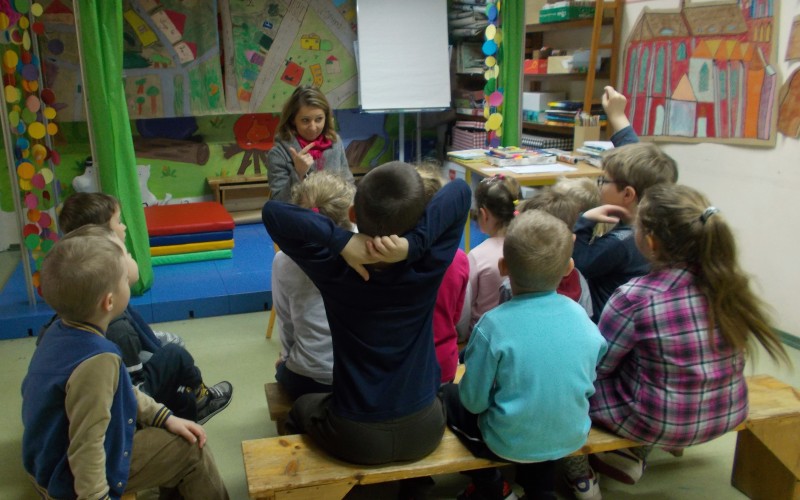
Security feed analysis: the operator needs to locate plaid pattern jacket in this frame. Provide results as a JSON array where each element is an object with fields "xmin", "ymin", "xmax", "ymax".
[{"xmin": 589, "ymin": 266, "xmax": 748, "ymax": 447}]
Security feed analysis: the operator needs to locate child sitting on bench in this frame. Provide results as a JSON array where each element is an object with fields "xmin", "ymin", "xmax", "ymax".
[
  {"xmin": 563, "ymin": 184, "xmax": 789, "ymax": 498},
  {"xmin": 262, "ymin": 161, "xmax": 470, "ymax": 465},
  {"xmin": 273, "ymin": 171, "xmax": 355, "ymax": 398},
  {"xmin": 443, "ymin": 210, "xmax": 607, "ymax": 500}
]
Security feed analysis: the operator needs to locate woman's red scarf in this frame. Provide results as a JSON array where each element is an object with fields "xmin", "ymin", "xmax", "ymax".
[{"xmin": 296, "ymin": 134, "xmax": 333, "ymax": 171}]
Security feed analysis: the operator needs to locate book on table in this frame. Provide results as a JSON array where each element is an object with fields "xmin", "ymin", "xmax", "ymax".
[{"xmin": 485, "ymin": 147, "xmax": 556, "ymax": 166}]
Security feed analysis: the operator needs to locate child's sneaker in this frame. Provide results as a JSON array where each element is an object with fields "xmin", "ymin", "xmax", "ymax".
[
  {"xmin": 457, "ymin": 480, "xmax": 518, "ymax": 500},
  {"xmin": 566, "ymin": 469, "xmax": 601, "ymax": 500},
  {"xmin": 589, "ymin": 449, "xmax": 645, "ymax": 485},
  {"xmin": 152, "ymin": 329, "xmax": 185, "ymax": 348},
  {"xmin": 196, "ymin": 381, "xmax": 233, "ymax": 424}
]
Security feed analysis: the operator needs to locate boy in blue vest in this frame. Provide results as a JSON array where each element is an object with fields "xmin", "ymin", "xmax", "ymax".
[
  {"xmin": 443, "ymin": 210, "xmax": 607, "ymax": 499},
  {"xmin": 22, "ymin": 225, "xmax": 229, "ymax": 499}
]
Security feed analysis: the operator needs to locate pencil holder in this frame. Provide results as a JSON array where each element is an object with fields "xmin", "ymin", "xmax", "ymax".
[{"xmin": 573, "ymin": 124, "xmax": 601, "ymax": 149}]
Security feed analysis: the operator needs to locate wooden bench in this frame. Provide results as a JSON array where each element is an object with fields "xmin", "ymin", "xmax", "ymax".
[{"xmin": 246, "ymin": 375, "xmax": 800, "ymax": 500}]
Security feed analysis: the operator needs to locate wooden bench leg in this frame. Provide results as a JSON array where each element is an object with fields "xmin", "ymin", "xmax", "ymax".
[
  {"xmin": 732, "ymin": 416, "xmax": 800, "ymax": 499},
  {"xmin": 266, "ymin": 307, "xmax": 276, "ymax": 339}
]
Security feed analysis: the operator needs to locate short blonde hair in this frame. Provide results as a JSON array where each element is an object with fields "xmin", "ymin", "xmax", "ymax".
[
  {"xmin": 504, "ymin": 210, "xmax": 573, "ymax": 292},
  {"xmin": 517, "ymin": 188, "xmax": 581, "ymax": 229},
  {"xmin": 552, "ymin": 177, "xmax": 599, "ymax": 213},
  {"xmin": 291, "ymin": 171, "xmax": 355, "ymax": 229},
  {"xmin": 414, "ymin": 161, "xmax": 445, "ymax": 202},
  {"xmin": 40, "ymin": 225, "xmax": 126, "ymax": 322},
  {"xmin": 602, "ymin": 142, "xmax": 678, "ymax": 201}
]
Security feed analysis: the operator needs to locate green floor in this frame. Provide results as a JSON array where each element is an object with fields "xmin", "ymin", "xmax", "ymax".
[{"xmin": 2, "ymin": 249, "xmax": 799, "ymax": 499}]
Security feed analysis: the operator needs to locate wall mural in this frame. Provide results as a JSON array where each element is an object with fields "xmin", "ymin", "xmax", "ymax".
[{"xmin": 622, "ymin": 0, "xmax": 779, "ymax": 145}]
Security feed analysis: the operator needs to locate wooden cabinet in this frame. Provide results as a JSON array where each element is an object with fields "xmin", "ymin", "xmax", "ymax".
[{"xmin": 522, "ymin": 0, "xmax": 622, "ymax": 135}]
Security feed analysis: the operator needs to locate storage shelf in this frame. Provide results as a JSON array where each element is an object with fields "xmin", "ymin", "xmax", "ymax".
[
  {"xmin": 522, "ymin": 122, "xmax": 607, "ymax": 134},
  {"xmin": 455, "ymin": 113, "xmax": 486, "ymax": 122},
  {"xmin": 524, "ymin": 70, "xmax": 610, "ymax": 81},
  {"xmin": 526, "ymin": 15, "xmax": 615, "ymax": 33}
]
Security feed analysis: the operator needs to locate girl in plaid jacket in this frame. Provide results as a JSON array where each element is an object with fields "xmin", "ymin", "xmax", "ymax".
[{"xmin": 564, "ymin": 184, "xmax": 788, "ymax": 499}]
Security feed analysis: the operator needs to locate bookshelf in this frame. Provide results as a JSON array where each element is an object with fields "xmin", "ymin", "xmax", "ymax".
[{"xmin": 522, "ymin": 0, "xmax": 623, "ymax": 136}]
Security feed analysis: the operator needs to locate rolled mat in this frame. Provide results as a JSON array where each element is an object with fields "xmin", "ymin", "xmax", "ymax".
[{"xmin": 151, "ymin": 249, "xmax": 233, "ymax": 266}]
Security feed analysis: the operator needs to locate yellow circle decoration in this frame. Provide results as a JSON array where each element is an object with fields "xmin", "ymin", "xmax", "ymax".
[
  {"xmin": 494, "ymin": 32, "xmax": 503, "ymax": 45},
  {"xmin": 44, "ymin": 106, "xmax": 56, "ymax": 119},
  {"xmin": 22, "ymin": 30, "xmax": 31, "ymax": 51},
  {"xmin": 5, "ymin": 85, "xmax": 20, "ymax": 103},
  {"xmin": 31, "ymin": 144, "xmax": 47, "ymax": 163},
  {"xmin": 39, "ymin": 167, "xmax": 54, "ymax": 183},
  {"xmin": 19, "ymin": 178, "xmax": 32, "ymax": 191},
  {"xmin": 485, "ymin": 56, "xmax": 496, "ymax": 67},
  {"xmin": 18, "ymin": 16, "xmax": 29, "ymax": 30},
  {"xmin": 3, "ymin": 49, "xmax": 18, "ymax": 68},
  {"xmin": 0, "ymin": 13, "xmax": 9, "ymax": 30},
  {"xmin": 31, "ymin": 3, "xmax": 44, "ymax": 17},
  {"xmin": 484, "ymin": 69, "xmax": 494, "ymax": 81},
  {"xmin": 46, "ymin": 122, "xmax": 58, "ymax": 135},
  {"xmin": 17, "ymin": 161, "xmax": 34, "ymax": 179},
  {"xmin": 28, "ymin": 121, "xmax": 46, "ymax": 139},
  {"xmin": 486, "ymin": 113, "xmax": 503, "ymax": 131},
  {"xmin": 485, "ymin": 24, "xmax": 497, "ymax": 40}
]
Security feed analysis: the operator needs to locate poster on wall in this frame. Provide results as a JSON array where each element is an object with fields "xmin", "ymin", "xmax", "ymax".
[
  {"xmin": 221, "ymin": 0, "xmax": 359, "ymax": 113},
  {"xmin": 37, "ymin": 0, "xmax": 359, "ymax": 119},
  {"xmin": 621, "ymin": 0, "xmax": 780, "ymax": 145}
]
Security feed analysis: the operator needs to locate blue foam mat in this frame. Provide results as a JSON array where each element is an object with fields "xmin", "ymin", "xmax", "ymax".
[{"xmin": 0, "ymin": 220, "xmax": 486, "ymax": 340}]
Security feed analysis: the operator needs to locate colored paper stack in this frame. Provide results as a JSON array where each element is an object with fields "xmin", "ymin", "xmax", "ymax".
[{"xmin": 144, "ymin": 202, "xmax": 235, "ymax": 266}]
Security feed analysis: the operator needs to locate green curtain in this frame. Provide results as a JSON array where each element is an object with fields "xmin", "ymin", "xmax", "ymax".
[
  {"xmin": 501, "ymin": 0, "xmax": 524, "ymax": 147},
  {"xmin": 75, "ymin": 0, "xmax": 152, "ymax": 294}
]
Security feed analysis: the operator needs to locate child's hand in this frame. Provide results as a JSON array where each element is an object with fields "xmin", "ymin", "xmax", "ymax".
[
  {"xmin": 367, "ymin": 235, "xmax": 408, "ymax": 264},
  {"xmin": 289, "ymin": 142, "xmax": 315, "ymax": 178},
  {"xmin": 583, "ymin": 204, "xmax": 633, "ymax": 225},
  {"xmin": 341, "ymin": 233, "xmax": 380, "ymax": 281},
  {"xmin": 164, "ymin": 415, "xmax": 207, "ymax": 448},
  {"xmin": 602, "ymin": 86, "xmax": 631, "ymax": 133}
]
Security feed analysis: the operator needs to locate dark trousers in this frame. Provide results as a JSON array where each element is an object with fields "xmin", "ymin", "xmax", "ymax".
[
  {"xmin": 442, "ymin": 384, "xmax": 557, "ymax": 500},
  {"xmin": 275, "ymin": 361, "xmax": 332, "ymax": 400},
  {"xmin": 286, "ymin": 392, "xmax": 446, "ymax": 465},
  {"xmin": 141, "ymin": 343, "xmax": 203, "ymax": 421}
]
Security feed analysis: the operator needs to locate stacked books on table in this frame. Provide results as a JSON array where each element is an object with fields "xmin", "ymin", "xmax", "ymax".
[
  {"xmin": 485, "ymin": 147, "xmax": 557, "ymax": 166},
  {"xmin": 575, "ymin": 141, "xmax": 614, "ymax": 167}
]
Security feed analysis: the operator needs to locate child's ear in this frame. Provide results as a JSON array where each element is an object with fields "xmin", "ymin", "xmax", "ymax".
[
  {"xmin": 100, "ymin": 292, "xmax": 114, "ymax": 313},
  {"xmin": 349, "ymin": 205, "xmax": 357, "ymax": 224},
  {"xmin": 646, "ymin": 233, "xmax": 660, "ymax": 255},
  {"xmin": 622, "ymin": 185, "xmax": 637, "ymax": 205},
  {"xmin": 498, "ymin": 257, "xmax": 509, "ymax": 277},
  {"xmin": 564, "ymin": 257, "xmax": 575, "ymax": 277}
]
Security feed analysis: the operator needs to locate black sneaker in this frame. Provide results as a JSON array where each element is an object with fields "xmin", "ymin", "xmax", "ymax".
[{"xmin": 196, "ymin": 381, "xmax": 233, "ymax": 424}]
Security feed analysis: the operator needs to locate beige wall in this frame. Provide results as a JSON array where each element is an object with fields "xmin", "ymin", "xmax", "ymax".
[{"xmin": 620, "ymin": 0, "xmax": 800, "ymax": 335}]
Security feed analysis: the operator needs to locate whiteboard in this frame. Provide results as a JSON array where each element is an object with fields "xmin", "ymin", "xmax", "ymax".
[{"xmin": 356, "ymin": 0, "xmax": 451, "ymax": 112}]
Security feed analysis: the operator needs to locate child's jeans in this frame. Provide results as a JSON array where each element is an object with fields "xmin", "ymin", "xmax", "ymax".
[
  {"xmin": 275, "ymin": 360, "xmax": 332, "ymax": 400},
  {"xmin": 441, "ymin": 383, "xmax": 557, "ymax": 500}
]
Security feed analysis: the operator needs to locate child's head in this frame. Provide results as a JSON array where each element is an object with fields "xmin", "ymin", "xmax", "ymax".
[
  {"xmin": 638, "ymin": 184, "xmax": 787, "ymax": 362},
  {"xmin": 276, "ymin": 85, "xmax": 336, "ymax": 143},
  {"xmin": 473, "ymin": 174, "xmax": 521, "ymax": 231},
  {"xmin": 517, "ymin": 188, "xmax": 581, "ymax": 230},
  {"xmin": 502, "ymin": 210, "xmax": 573, "ymax": 293},
  {"xmin": 354, "ymin": 161, "xmax": 426, "ymax": 237},
  {"xmin": 59, "ymin": 192, "xmax": 126, "ymax": 242},
  {"xmin": 291, "ymin": 171, "xmax": 356, "ymax": 230},
  {"xmin": 600, "ymin": 143, "xmax": 678, "ymax": 208},
  {"xmin": 552, "ymin": 176, "xmax": 600, "ymax": 213},
  {"xmin": 40, "ymin": 225, "xmax": 130, "ymax": 323},
  {"xmin": 414, "ymin": 161, "xmax": 445, "ymax": 202}
]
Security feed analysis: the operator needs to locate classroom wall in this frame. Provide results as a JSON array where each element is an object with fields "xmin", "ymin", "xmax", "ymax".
[{"xmin": 620, "ymin": 0, "xmax": 800, "ymax": 336}]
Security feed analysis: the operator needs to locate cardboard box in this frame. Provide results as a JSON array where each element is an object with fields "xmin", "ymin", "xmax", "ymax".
[
  {"xmin": 523, "ymin": 92, "xmax": 565, "ymax": 112},
  {"xmin": 547, "ymin": 55, "xmax": 574, "ymax": 74},
  {"xmin": 540, "ymin": 4, "xmax": 596, "ymax": 23},
  {"xmin": 523, "ymin": 59, "xmax": 548, "ymax": 74},
  {"xmin": 525, "ymin": 0, "xmax": 548, "ymax": 24}
]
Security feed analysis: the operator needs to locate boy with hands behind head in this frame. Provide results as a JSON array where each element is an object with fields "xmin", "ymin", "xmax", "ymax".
[
  {"xmin": 22, "ymin": 225, "xmax": 228, "ymax": 499},
  {"xmin": 443, "ymin": 211, "xmax": 607, "ymax": 500}
]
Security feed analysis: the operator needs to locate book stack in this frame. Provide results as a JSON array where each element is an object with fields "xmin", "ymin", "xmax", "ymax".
[
  {"xmin": 545, "ymin": 101, "xmax": 606, "ymax": 127},
  {"xmin": 485, "ymin": 147, "xmax": 557, "ymax": 166},
  {"xmin": 454, "ymin": 88, "xmax": 485, "ymax": 116},
  {"xmin": 575, "ymin": 141, "xmax": 614, "ymax": 166}
]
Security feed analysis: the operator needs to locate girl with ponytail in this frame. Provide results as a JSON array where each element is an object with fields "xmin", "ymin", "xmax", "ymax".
[{"xmin": 564, "ymin": 183, "xmax": 788, "ymax": 496}]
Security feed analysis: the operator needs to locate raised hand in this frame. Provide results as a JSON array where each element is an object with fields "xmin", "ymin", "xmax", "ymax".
[
  {"xmin": 602, "ymin": 86, "xmax": 631, "ymax": 133},
  {"xmin": 289, "ymin": 142, "xmax": 315, "ymax": 178}
]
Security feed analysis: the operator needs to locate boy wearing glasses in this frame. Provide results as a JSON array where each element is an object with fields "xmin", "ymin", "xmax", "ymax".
[{"xmin": 573, "ymin": 87, "xmax": 679, "ymax": 320}]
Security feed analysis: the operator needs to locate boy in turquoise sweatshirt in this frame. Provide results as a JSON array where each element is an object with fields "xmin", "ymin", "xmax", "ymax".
[{"xmin": 443, "ymin": 210, "xmax": 607, "ymax": 500}]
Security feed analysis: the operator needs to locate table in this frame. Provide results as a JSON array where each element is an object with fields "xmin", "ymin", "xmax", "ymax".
[{"xmin": 448, "ymin": 158, "xmax": 603, "ymax": 251}]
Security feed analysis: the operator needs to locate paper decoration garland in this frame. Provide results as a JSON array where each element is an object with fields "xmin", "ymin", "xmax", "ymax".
[
  {"xmin": 0, "ymin": 1, "xmax": 61, "ymax": 294},
  {"xmin": 483, "ymin": 0, "xmax": 503, "ymax": 148}
]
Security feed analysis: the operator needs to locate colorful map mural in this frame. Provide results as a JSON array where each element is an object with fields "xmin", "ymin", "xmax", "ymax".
[
  {"xmin": 35, "ymin": 0, "xmax": 359, "ymax": 120},
  {"xmin": 622, "ymin": 0, "xmax": 779, "ymax": 145}
]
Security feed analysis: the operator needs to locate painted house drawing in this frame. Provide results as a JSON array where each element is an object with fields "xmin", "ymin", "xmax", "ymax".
[
  {"xmin": 300, "ymin": 33, "xmax": 321, "ymax": 51},
  {"xmin": 623, "ymin": 0, "xmax": 778, "ymax": 143}
]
